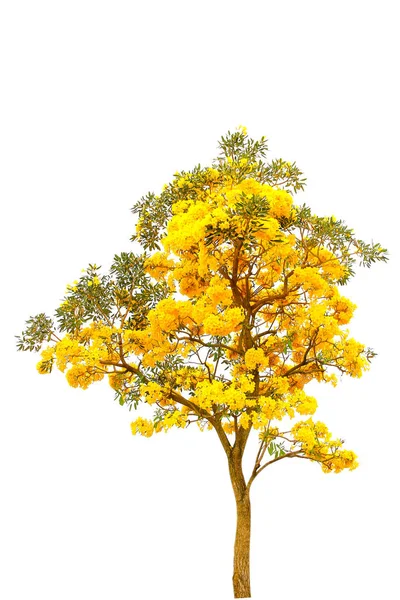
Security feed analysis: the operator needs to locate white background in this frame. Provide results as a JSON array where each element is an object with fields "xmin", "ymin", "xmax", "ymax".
[{"xmin": 1, "ymin": 1, "xmax": 399, "ymax": 599}]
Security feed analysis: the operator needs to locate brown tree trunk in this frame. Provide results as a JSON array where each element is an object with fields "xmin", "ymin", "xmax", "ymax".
[
  {"xmin": 229, "ymin": 454, "xmax": 251, "ymax": 598},
  {"xmin": 233, "ymin": 491, "xmax": 251, "ymax": 598}
]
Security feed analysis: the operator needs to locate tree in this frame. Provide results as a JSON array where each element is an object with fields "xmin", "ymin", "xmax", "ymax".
[{"xmin": 17, "ymin": 127, "xmax": 388, "ymax": 598}]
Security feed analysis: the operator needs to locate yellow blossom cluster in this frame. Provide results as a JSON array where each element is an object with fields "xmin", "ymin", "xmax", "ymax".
[
  {"xmin": 253, "ymin": 217, "xmax": 280, "ymax": 242},
  {"xmin": 239, "ymin": 413, "xmax": 251, "ymax": 428},
  {"xmin": 222, "ymin": 421, "xmax": 236, "ymax": 435},
  {"xmin": 244, "ymin": 348, "xmax": 269, "ymax": 370},
  {"xmin": 336, "ymin": 337, "xmax": 368, "ymax": 377},
  {"xmin": 192, "ymin": 378, "xmax": 257, "ymax": 412},
  {"xmin": 309, "ymin": 247, "xmax": 347, "ymax": 281},
  {"xmin": 266, "ymin": 187, "xmax": 293, "ymax": 219},
  {"xmin": 122, "ymin": 328, "xmax": 175, "ymax": 367},
  {"xmin": 144, "ymin": 252, "xmax": 176, "ymax": 281},
  {"xmin": 192, "ymin": 380, "xmax": 225, "ymax": 411},
  {"xmin": 291, "ymin": 267, "xmax": 330, "ymax": 298},
  {"xmin": 36, "ymin": 346, "xmax": 55, "ymax": 373},
  {"xmin": 131, "ymin": 417, "xmax": 154, "ymax": 438},
  {"xmin": 139, "ymin": 381, "xmax": 164, "ymax": 404},
  {"xmin": 203, "ymin": 307, "xmax": 244, "ymax": 336},
  {"xmin": 162, "ymin": 178, "xmax": 295, "ymax": 274},
  {"xmin": 174, "ymin": 366, "xmax": 208, "ymax": 391},
  {"xmin": 131, "ymin": 409, "xmax": 188, "ymax": 437},
  {"xmin": 155, "ymin": 410, "xmax": 187, "ymax": 432},
  {"xmin": 148, "ymin": 298, "xmax": 192, "ymax": 334},
  {"xmin": 36, "ymin": 324, "xmax": 119, "ymax": 389},
  {"xmin": 240, "ymin": 389, "xmax": 318, "ymax": 426},
  {"xmin": 54, "ymin": 337, "xmax": 84, "ymax": 371},
  {"xmin": 108, "ymin": 371, "xmax": 129, "ymax": 391},
  {"xmin": 204, "ymin": 276, "xmax": 233, "ymax": 308},
  {"xmin": 66, "ymin": 364, "xmax": 104, "ymax": 389},
  {"xmin": 291, "ymin": 419, "xmax": 358, "ymax": 473}
]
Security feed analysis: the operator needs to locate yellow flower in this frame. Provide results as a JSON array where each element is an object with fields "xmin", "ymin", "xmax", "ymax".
[
  {"xmin": 203, "ymin": 307, "xmax": 244, "ymax": 336},
  {"xmin": 131, "ymin": 417, "xmax": 154, "ymax": 438},
  {"xmin": 244, "ymin": 348, "xmax": 269, "ymax": 370},
  {"xmin": 140, "ymin": 381, "xmax": 164, "ymax": 404},
  {"xmin": 223, "ymin": 421, "xmax": 235, "ymax": 435},
  {"xmin": 239, "ymin": 413, "xmax": 251, "ymax": 429}
]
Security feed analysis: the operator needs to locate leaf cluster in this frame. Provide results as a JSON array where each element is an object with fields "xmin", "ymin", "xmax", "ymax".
[
  {"xmin": 16, "ymin": 313, "xmax": 54, "ymax": 352},
  {"xmin": 292, "ymin": 205, "xmax": 388, "ymax": 284},
  {"xmin": 16, "ymin": 253, "xmax": 170, "ymax": 350}
]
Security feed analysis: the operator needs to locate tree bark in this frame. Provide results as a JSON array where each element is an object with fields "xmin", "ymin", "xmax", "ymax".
[
  {"xmin": 233, "ymin": 491, "xmax": 251, "ymax": 598},
  {"xmin": 229, "ymin": 454, "xmax": 251, "ymax": 598}
]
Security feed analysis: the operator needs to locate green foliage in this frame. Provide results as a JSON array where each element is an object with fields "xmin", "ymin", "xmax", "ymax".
[
  {"xmin": 16, "ymin": 313, "xmax": 54, "ymax": 352},
  {"xmin": 216, "ymin": 131, "xmax": 306, "ymax": 192},
  {"xmin": 16, "ymin": 253, "xmax": 170, "ymax": 352},
  {"xmin": 131, "ymin": 192, "xmax": 173, "ymax": 251},
  {"xmin": 289, "ymin": 204, "xmax": 388, "ymax": 284},
  {"xmin": 55, "ymin": 264, "xmax": 114, "ymax": 334},
  {"xmin": 113, "ymin": 370, "xmax": 147, "ymax": 410},
  {"xmin": 267, "ymin": 440, "xmax": 286, "ymax": 459}
]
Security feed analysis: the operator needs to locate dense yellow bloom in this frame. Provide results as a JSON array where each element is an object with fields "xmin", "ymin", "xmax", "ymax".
[
  {"xmin": 140, "ymin": 381, "xmax": 164, "ymax": 404},
  {"xmin": 267, "ymin": 376, "xmax": 290, "ymax": 395},
  {"xmin": 27, "ymin": 129, "xmax": 381, "ymax": 481},
  {"xmin": 337, "ymin": 338, "xmax": 368, "ymax": 377},
  {"xmin": 222, "ymin": 386, "xmax": 247, "ymax": 410},
  {"xmin": 291, "ymin": 266, "xmax": 330, "ymax": 297},
  {"xmin": 292, "ymin": 423, "xmax": 316, "ymax": 451},
  {"xmin": 222, "ymin": 421, "xmax": 235, "ymax": 435},
  {"xmin": 55, "ymin": 337, "xmax": 84, "ymax": 371},
  {"xmin": 254, "ymin": 217, "xmax": 280, "ymax": 242},
  {"xmin": 251, "ymin": 411, "xmax": 271, "ymax": 429},
  {"xmin": 148, "ymin": 298, "xmax": 193, "ymax": 335},
  {"xmin": 239, "ymin": 413, "xmax": 251, "ymax": 429},
  {"xmin": 155, "ymin": 410, "xmax": 187, "ymax": 432},
  {"xmin": 205, "ymin": 276, "xmax": 233, "ymax": 308},
  {"xmin": 236, "ymin": 374, "xmax": 255, "ymax": 394},
  {"xmin": 245, "ymin": 348, "xmax": 269, "ymax": 370},
  {"xmin": 144, "ymin": 252, "xmax": 176, "ymax": 280},
  {"xmin": 131, "ymin": 417, "xmax": 154, "ymax": 438},
  {"xmin": 36, "ymin": 346, "xmax": 55, "ymax": 374},
  {"xmin": 66, "ymin": 364, "xmax": 104, "ymax": 389},
  {"xmin": 203, "ymin": 307, "xmax": 244, "ymax": 336},
  {"xmin": 193, "ymin": 380, "xmax": 224, "ymax": 411},
  {"xmin": 289, "ymin": 419, "xmax": 357, "ymax": 472},
  {"xmin": 258, "ymin": 396, "xmax": 282, "ymax": 420},
  {"xmin": 266, "ymin": 188, "xmax": 293, "ymax": 219},
  {"xmin": 289, "ymin": 390, "xmax": 318, "ymax": 415}
]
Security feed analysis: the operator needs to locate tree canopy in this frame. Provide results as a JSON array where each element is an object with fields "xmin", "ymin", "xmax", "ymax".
[{"xmin": 17, "ymin": 127, "xmax": 388, "ymax": 476}]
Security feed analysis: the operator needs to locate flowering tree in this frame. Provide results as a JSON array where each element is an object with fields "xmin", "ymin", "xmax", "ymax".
[{"xmin": 17, "ymin": 128, "xmax": 387, "ymax": 598}]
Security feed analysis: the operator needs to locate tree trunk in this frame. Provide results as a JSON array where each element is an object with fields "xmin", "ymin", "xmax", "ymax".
[
  {"xmin": 229, "ymin": 455, "xmax": 251, "ymax": 598},
  {"xmin": 233, "ymin": 491, "xmax": 251, "ymax": 598}
]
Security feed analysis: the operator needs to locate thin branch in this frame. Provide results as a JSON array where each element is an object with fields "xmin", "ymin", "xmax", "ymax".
[
  {"xmin": 248, "ymin": 450, "xmax": 303, "ymax": 487},
  {"xmin": 99, "ymin": 357, "xmax": 233, "ymax": 456}
]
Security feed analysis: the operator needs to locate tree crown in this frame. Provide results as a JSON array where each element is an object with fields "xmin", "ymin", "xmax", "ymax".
[{"xmin": 17, "ymin": 127, "xmax": 388, "ymax": 474}]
